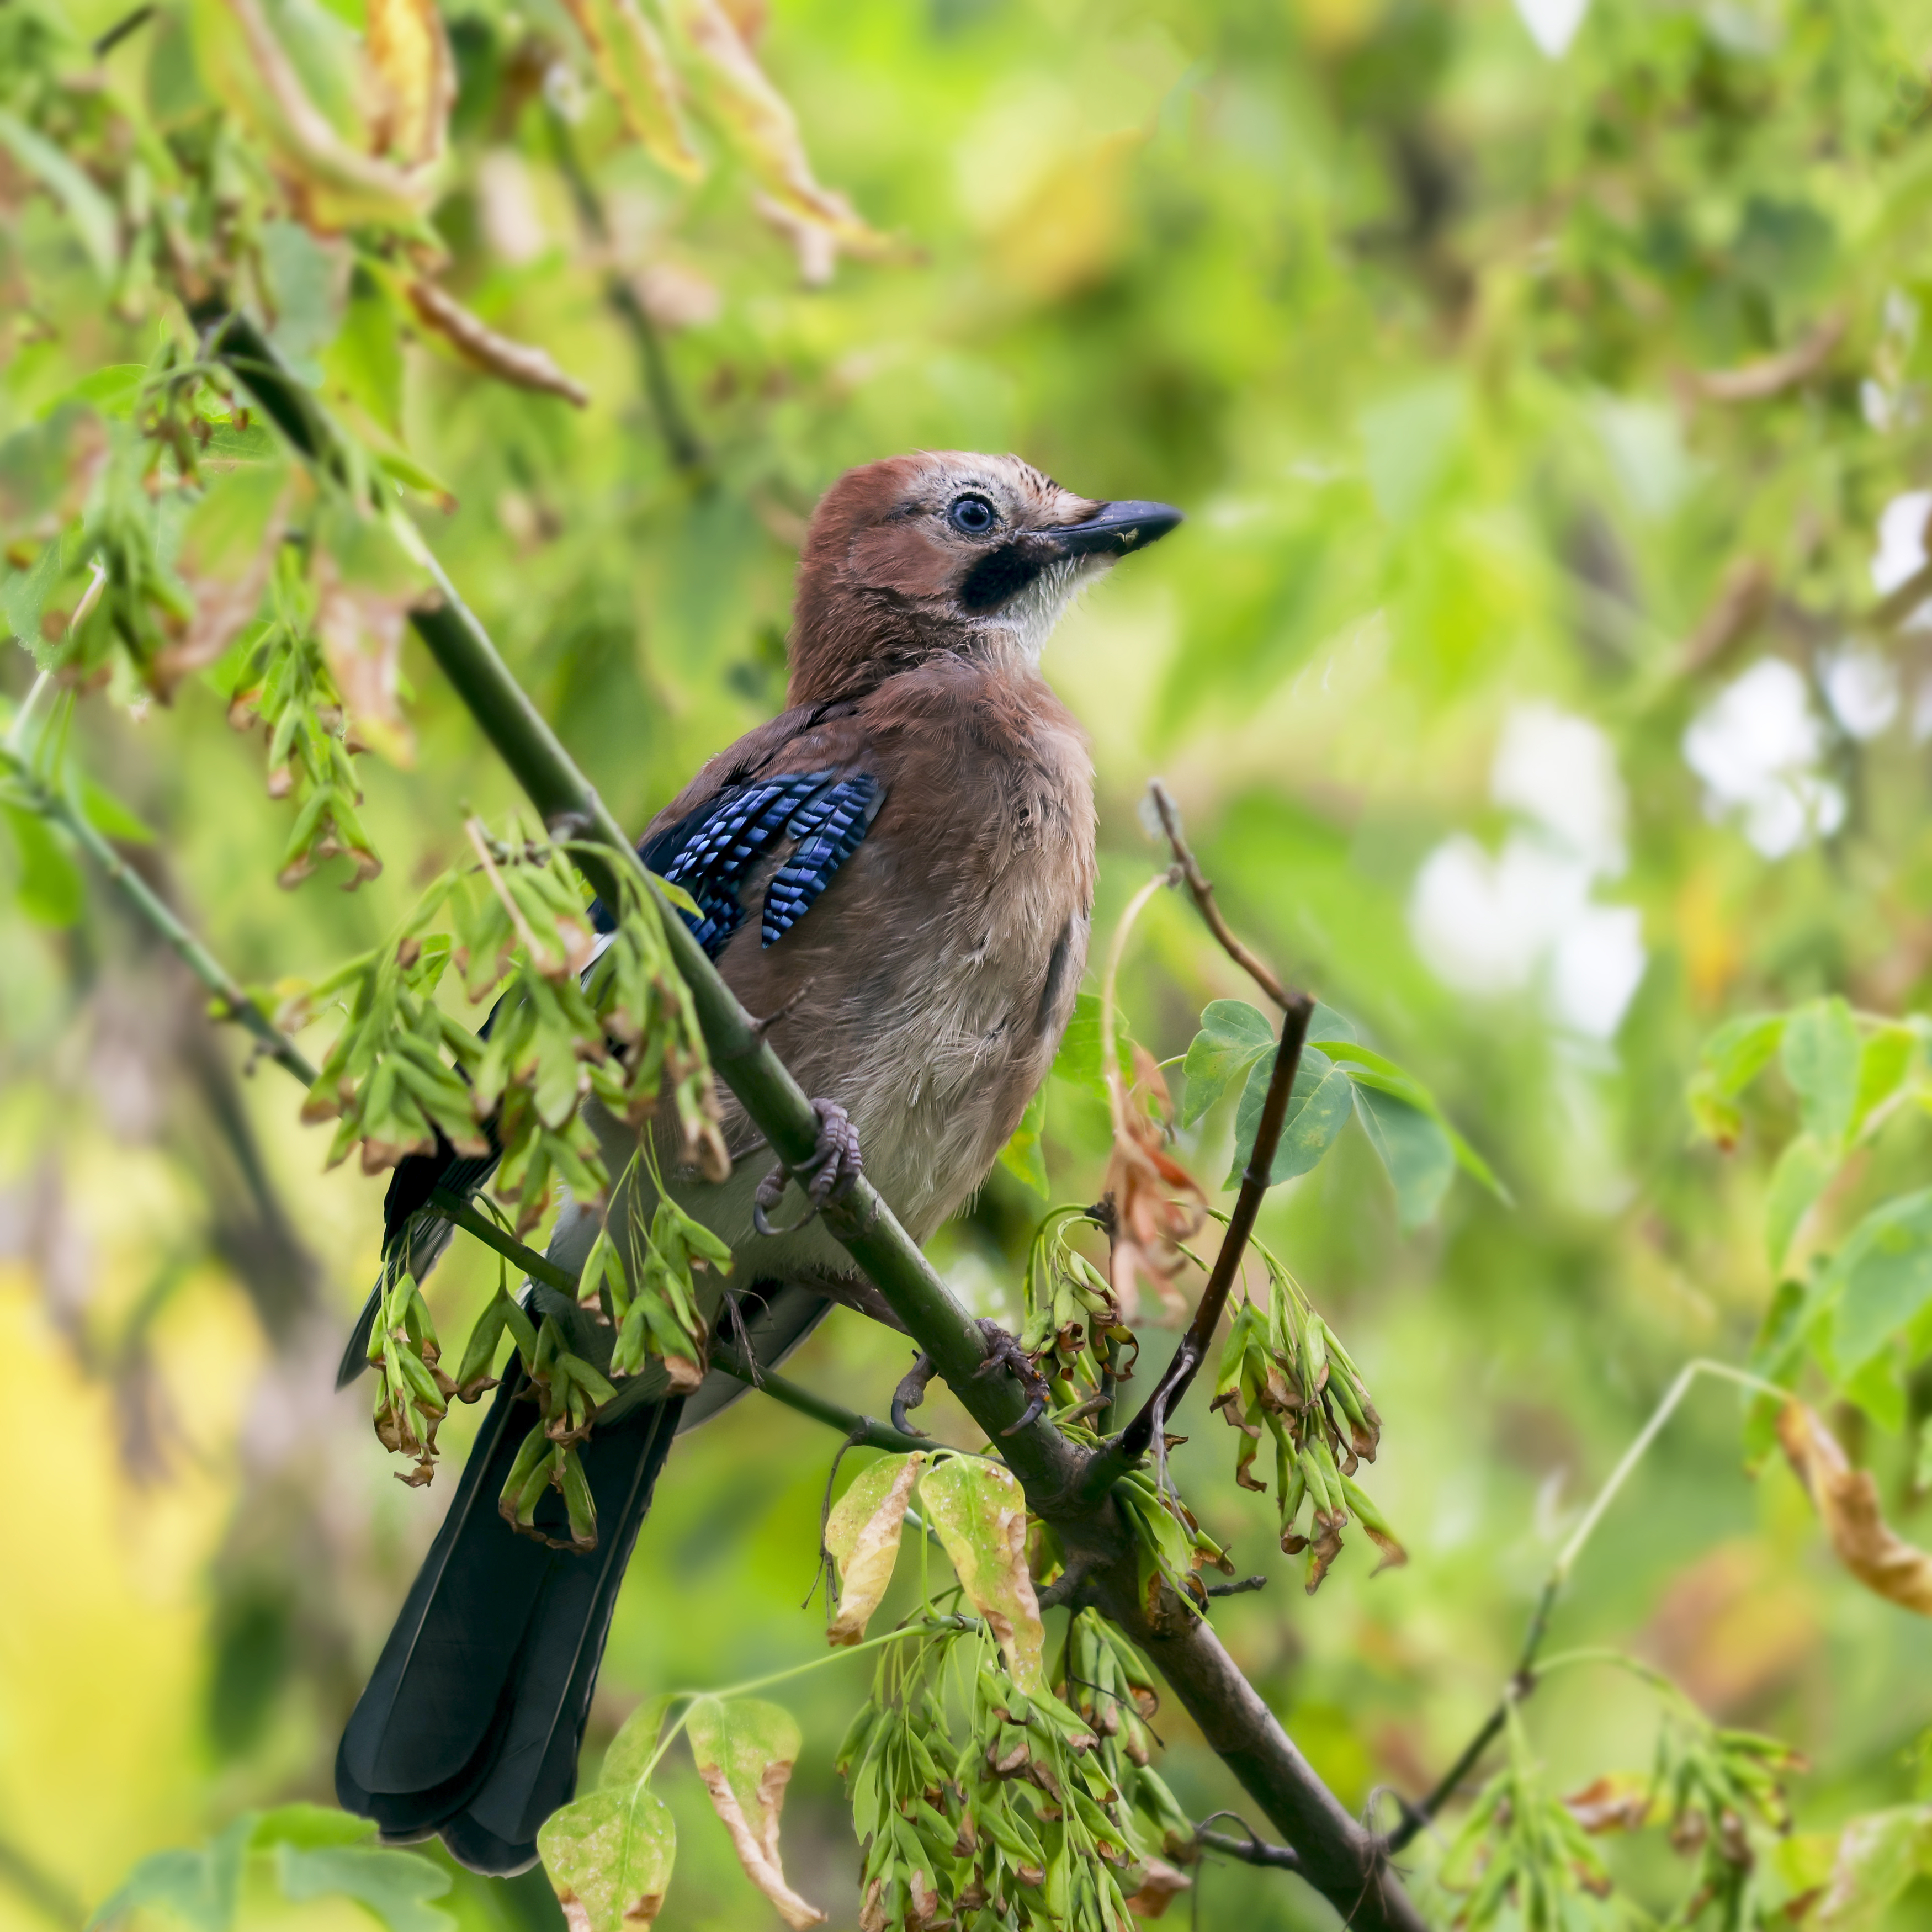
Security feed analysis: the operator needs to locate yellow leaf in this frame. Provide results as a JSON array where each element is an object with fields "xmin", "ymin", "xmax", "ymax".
[
  {"xmin": 1777, "ymin": 1402, "xmax": 1932, "ymax": 1615},
  {"xmin": 919, "ymin": 1457, "xmax": 1045, "ymax": 1691},
  {"xmin": 825, "ymin": 1451, "xmax": 922, "ymax": 1647},
  {"xmin": 365, "ymin": 0, "xmax": 454, "ymax": 167},
  {"xmin": 685, "ymin": 1698, "xmax": 825, "ymax": 1930},
  {"xmin": 189, "ymin": 0, "xmax": 445, "ymax": 235},
  {"xmin": 662, "ymin": 0, "xmax": 889, "ymax": 284},
  {"xmin": 561, "ymin": 0, "xmax": 706, "ymax": 183}
]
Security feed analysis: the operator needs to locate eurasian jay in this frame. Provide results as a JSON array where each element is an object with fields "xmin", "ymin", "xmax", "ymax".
[{"xmin": 334, "ymin": 452, "xmax": 1181, "ymax": 1873}]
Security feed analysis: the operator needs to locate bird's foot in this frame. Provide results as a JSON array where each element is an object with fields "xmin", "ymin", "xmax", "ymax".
[
  {"xmin": 892, "ymin": 1352, "xmax": 937, "ymax": 1437},
  {"xmin": 975, "ymin": 1319, "xmax": 1052, "ymax": 1437},
  {"xmin": 752, "ymin": 1098, "xmax": 866, "ymax": 1237}
]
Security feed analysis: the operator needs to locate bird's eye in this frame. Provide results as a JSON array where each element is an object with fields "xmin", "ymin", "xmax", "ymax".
[{"xmin": 948, "ymin": 494, "xmax": 997, "ymax": 535}]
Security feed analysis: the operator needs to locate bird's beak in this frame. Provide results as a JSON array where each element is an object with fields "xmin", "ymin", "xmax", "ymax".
[{"xmin": 1049, "ymin": 500, "xmax": 1184, "ymax": 559}]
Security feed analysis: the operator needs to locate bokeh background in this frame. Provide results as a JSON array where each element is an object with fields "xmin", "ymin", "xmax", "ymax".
[{"xmin": 7, "ymin": 0, "xmax": 1932, "ymax": 1924}]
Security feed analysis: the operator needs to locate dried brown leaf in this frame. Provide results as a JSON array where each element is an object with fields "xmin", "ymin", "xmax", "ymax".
[
  {"xmin": 406, "ymin": 279, "xmax": 591, "ymax": 407},
  {"xmin": 686, "ymin": 1698, "xmax": 826, "ymax": 1930},
  {"xmin": 1124, "ymin": 1857, "xmax": 1193, "ymax": 1918},
  {"xmin": 562, "ymin": 0, "xmax": 705, "ymax": 182},
  {"xmin": 314, "ymin": 548, "xmax": 415, "ymax": 768},
  {"xmin": 664, "ymin": 0, "xmax": 890, "ymax": 284},
  {"xmin": 1777, "ymin": 1402, "xmax": 1932, "ymax": 1615}
]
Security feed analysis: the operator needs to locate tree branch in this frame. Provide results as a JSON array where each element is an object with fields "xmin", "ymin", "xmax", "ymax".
[
  {"xmin": 206, "ymin": 316, "xmax": 1426, "ymax": 1932},
  {"xmin": 1196, "ymin": 1822, "xmax": 1303, "ymax": 1871},
  {"xmin": 5, "ymin": 751, "xmax": 319, "ymax": 1088}
]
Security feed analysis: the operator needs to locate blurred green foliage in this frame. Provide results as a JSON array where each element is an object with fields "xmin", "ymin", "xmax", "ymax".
[{"xmin": 11, "ymin": 0, "xmax": 1932, "ymax": 1924}]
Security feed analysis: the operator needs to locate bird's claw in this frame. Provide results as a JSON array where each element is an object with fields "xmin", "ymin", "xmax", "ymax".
[
  {"xmin": 975, "ymin": 1319, "xmax": 1051, "ymax": 1437},
  {"xmin": 752, "ymin": 1098, "xmax": 864, "ymax": 1238},
  {"xmin": 892, "ymin": 1352, "xmax": 936, "ymax": 1437}
]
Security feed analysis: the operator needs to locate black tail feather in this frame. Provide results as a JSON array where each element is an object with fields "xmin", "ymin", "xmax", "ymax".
[{"xmin": 337, "ymin": 1371, "xmax": 683, "ymax": 1874}]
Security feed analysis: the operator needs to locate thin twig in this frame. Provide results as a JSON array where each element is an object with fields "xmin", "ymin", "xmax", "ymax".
[
  {"xmin": 1086, "ymin": 992, "xmax": 1312, "ymax": 1498},
  {"xmin": 1382, "ymin": 1357, "xmax": 1790, "ymax": 1854},
  {"xmin": 1148, "ymin": 779, "xmax": 1293, "ymax": 1011},
  {"xmin": 7, "ymin": 755, "xmax": 318, "ymax": 1088},
  {"xmin": 1196, "ymin": 1822, "xmax": 1303, "ymax": 1871}
]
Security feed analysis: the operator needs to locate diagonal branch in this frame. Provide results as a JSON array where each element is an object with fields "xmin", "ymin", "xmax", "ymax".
[
  {"xmin": 4, "ymin": 749, "xmax": 319, "ymax": 1087},
  {"xmin": 204, "ymin": 316, "xmax": 1425, "ymax": 1932}
]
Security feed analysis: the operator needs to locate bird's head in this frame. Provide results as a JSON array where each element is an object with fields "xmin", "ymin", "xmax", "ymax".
[{"xmin": 788, "ymin": 452, "xmax": 1182, "ymax": 704}]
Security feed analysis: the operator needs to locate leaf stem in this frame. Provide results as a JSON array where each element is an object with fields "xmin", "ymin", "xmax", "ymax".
[{"xmin": 1383, "ymin": 1356, "xmax": 1788, "ymax": 1852}]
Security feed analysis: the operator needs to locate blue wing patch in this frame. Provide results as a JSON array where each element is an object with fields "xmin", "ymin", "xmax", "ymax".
[{"xmin": 619, "ymin": 770, "xmax": 880, "ymax": 960}]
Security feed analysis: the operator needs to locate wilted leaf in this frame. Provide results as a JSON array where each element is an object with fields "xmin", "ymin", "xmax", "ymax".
[
  {"xmin": 0, "ymin": 405, "xmax": 108, "ymax": 545},
  {"xmin": 188, "ymin": 0, "xmax": 445, "ymax": 234},
  {"xmin": 1354, "ymin": 1082, "xmax": 1454, "ymax": 1232},
  {"xmin": 1777, "ymin": 1403, "xmax": 1932, "ymax": 1615},
  {"xmin": 1179, "ymin": 998, "xmax": 1272, "ymax": 1127},
  {"xmin": 1563, "ymin": 1772, "xmax": 1657, "ymax": 1834},
  {"xmin": 312, "ymin": 506, "xmax": 427, "ymax": 768},
  {"xmin": 826, "ymin": 1451, "xmax": 924, "ymax": 1646},
  {"xmin": 1123, "ymin": 1857, "xmax": 1193, "ymax": 1918},
  {"xmin": 404, "ymin": 280, "xmax": 591, "ymax": 407},
  {"xmin": 364, "ymin": 0, "xmax": 454, "ymax": 167},
  {"xmin": 685, "ymin": 1697, "xmax": 825, "ymax": 1930},
  {"xmin": 919, "ymin": 1457, "xmax": 1044, "ymax": 1690},
  {"xmin": 539, "ymin": 1780, "xmax": 677, "ymax": 1932},
  {"xmin": 1812, "ymin": 1806, "xmax": 1932, "ymax": 1932},
  {"xmin": 662, "ymin": 0, "xmax": 889, "ymax": 284},
  {"xmin": 157, "ymin": 459, "xmax": 292, "ymax": 694},
  {"xmin": 563, "ymin": 0, "xmax": 705, "ymax": 181}
]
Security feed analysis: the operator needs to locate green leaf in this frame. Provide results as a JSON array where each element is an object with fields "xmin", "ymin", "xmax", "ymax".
[
  {"xmin": 1354, "ymin": 1083, "xmax": 1455, "ymax": 1232},
  {"xmin": 0, "ymin": 109, "xmax": 119, "ymax": 278},
  {"xmin": 1320, "ymin": 1039, "xmax": 1508, "ymax": 1201},
  {"xmin": 89, "ymin": 1816, "xmax": 254, "ymax": 1932},
  {"xmin": 250, "ymin": 1804, "xmax": 373, "ymax": 1849},
  {"xmin": 1225, "ymin": 1046, "xmax": 1354, "ymax": 1188},
  {"xmin": 1689, "ymin": 1011, "xmax": 1786, "ymax": 1145},
  {"xmin": 1180, "ymin": 998, "xmax": 1272, "ymax": 1126},
  {"xmin": 1765, "ymin": 1132, "xmax": 1837, "ymax": 1273},
  {"xmin": 1853, "ymin": 1023, "xmax": 1917, "ymax": 1135},
  {"xmin": 63, "ymin": 364, "xmax": 147, "ymax": 416},
  {"xmin": 326, "ymin": 266, "xmax": 405, "ymax": 436},
  {"xmin": 538, "ymin": 1781, "xmax": 677, "ymax": 1932},
  {"xmin": 275, "ymin": 1846, "xmax": 453, "ymax": 1932},
  {"xmin": 919, "ymin": 1457, "xmax": 1044, "ymax": 1689},
  {"xmin": 1822, "ymin": 1188, "xmax": 1932, "ymax": 1379},
  {"xmin": 79, "ymin": 777, "xmax": 156, "ymax": 845},
  {"xmin": 1359, "ymin": 378, "xmax": 1466, "ymax": 523},
  {"xmin": 4, "ymin": 805, "xmax": 84, "ymax": 926},
  {"xmin": 1053, "ymin": 991, "xmax": 1130, "ymax": 1103},
  {"xmin": 1782, "ymin": 996, "xmax": 1861, "ymax": 1148},
  {"xmin": 996, "ymin": 1085, "xmax": 1048, "ymax": 1195},
  {"xmin": 598, "ymin": 1691, "xmax": 680, "ymax": 1793}
]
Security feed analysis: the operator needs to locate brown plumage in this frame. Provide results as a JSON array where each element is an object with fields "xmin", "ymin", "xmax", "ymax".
[{"xmin": 337, "ymin": 451, "xmax": 1180, "ymax": 1877}]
